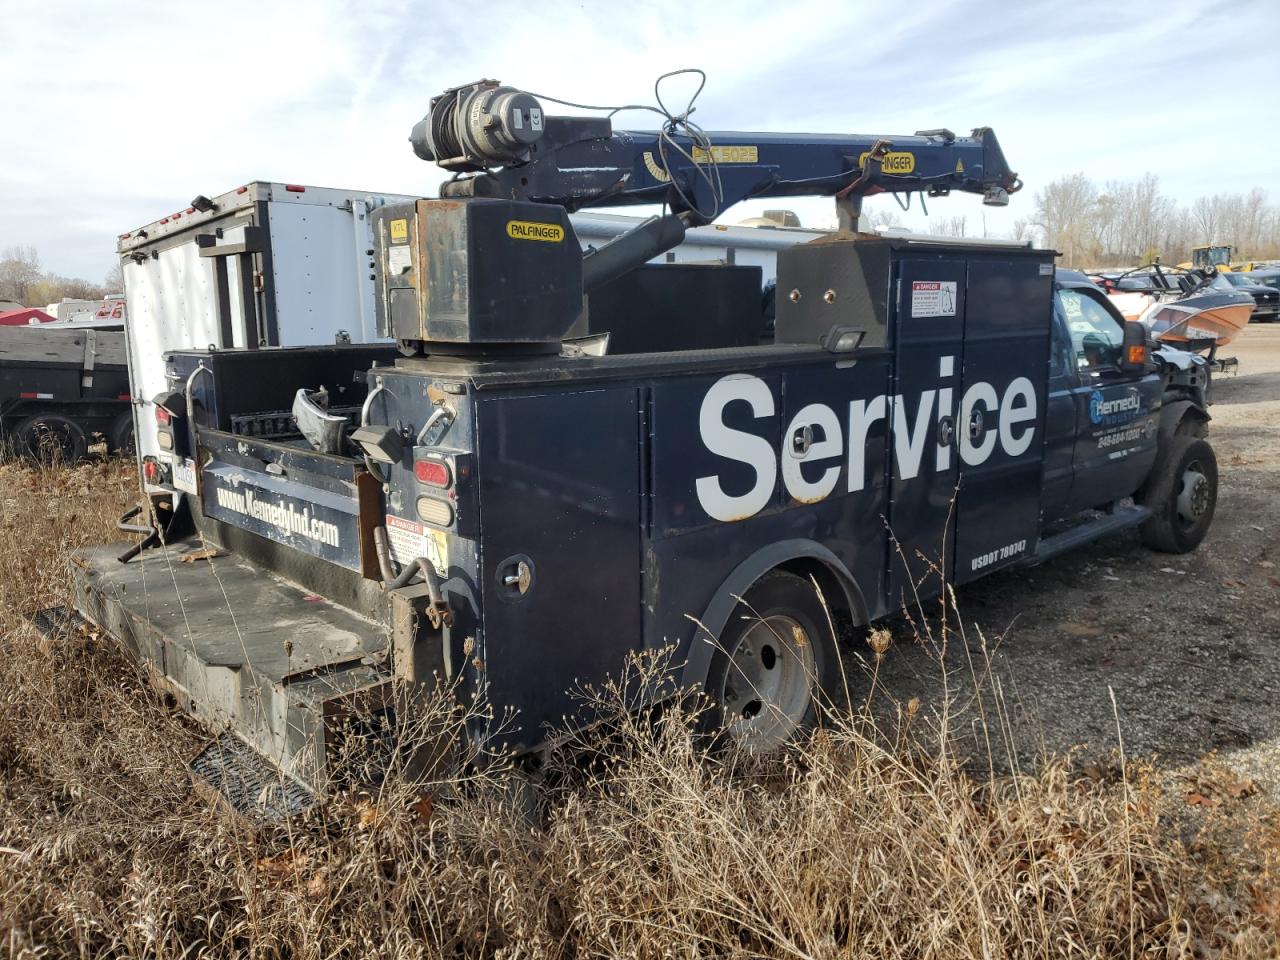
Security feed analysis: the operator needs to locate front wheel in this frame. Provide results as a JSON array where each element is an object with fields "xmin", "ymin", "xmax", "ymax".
[
  {"xmin": 704, "ymin": 571, "xmax": 840, "ymax": 754},
  {"xmin": 1137, "ymin": 435, "xmax": 1217, "ymax": 553}
]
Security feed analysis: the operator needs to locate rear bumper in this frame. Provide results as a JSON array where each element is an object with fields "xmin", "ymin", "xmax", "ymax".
[{"xmin": 71, "ymin": 540, "xmax": 393, "ymax": 795}]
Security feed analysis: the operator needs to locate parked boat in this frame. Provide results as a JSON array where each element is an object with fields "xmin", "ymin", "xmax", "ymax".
[{"xmin": 1092, "ymin": 264, "xmax": 1255, "ymax": 348}]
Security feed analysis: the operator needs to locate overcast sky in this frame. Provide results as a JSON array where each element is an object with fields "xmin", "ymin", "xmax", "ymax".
[{"xmin": 2, "ymin": 0, "xmax": 1275, "ymax": 283}]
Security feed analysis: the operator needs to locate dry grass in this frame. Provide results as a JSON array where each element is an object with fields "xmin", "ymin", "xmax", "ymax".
[{"xmin": 0, "ymin": 460, "xmax": 1277, "ymax": 958}]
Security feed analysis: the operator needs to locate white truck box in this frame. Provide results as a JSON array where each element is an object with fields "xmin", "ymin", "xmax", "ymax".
[{"xmin": 118, "ymin": 181, "xmax": 417, "ymax": 477}]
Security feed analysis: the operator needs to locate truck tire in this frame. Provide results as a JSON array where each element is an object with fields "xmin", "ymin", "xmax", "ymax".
[
  {"xmin": 15, "ymin": 414, "xmax": 88, "ymax": 464},
  {"xmin": 1137, "ymin": 435, "xmax": 1217, "ymax": 553},
  {"xmin": 703, "ymin": 571, "xmax": 840, "ymax": 754},
  {"xmin": 109, "ymin": 411, "xmax": 135, "ymax": 456}
]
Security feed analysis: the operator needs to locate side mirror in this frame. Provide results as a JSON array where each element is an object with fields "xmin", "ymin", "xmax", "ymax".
[{"xmin": 1119, "ymin": 321, "xmax": 1149, "ymax": 373}]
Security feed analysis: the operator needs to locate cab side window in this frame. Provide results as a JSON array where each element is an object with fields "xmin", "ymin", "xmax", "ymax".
[{"xmin": 1057, "ymin": 289, "xmax": 1124, "ymax": 373}]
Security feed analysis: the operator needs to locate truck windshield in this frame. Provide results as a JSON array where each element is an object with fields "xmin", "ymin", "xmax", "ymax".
[{"xmin": 1058, "ymin": 289, "xmax": 1124, "ymax": 372}]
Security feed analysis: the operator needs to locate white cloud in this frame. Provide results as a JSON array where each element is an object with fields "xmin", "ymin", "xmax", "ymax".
[{"xmin": 0, "ymin": 0, "xmax": 1275, "ymax": 279}]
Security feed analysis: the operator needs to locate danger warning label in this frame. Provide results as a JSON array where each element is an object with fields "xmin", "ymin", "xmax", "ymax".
[
  {"xmin": 911, "ymin": 280, "xmax": 958, "ymax": 318},
  {"xmin": 385, "ymin": 514, "xmax": 447, "ymax": 570}
]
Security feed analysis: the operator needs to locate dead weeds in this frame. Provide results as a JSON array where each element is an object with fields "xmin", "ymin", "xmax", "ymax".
[{"xmin": 0, "ymin": 460, "xmax": 1277, "ymax": 958}]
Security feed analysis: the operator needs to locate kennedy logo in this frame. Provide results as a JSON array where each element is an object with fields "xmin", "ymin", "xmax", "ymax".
[{"xmin": 1089, "ymin": 388, "xmax": 1141, "ymax": 426}]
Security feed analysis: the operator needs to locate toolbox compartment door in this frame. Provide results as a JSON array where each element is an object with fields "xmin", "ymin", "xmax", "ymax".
[
  {"xmin": 952, "ymin": 257, "xmax": 1052, "ymax": 583},
  {"xmin": 475, "ymin": 387, "xmax": 642, "ymax": 750},
  {"xmin": 887, "ymin": 256, "xmax": 967, "ymax": 602}
]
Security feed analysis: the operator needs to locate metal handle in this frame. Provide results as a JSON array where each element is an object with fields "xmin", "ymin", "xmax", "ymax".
[
  {"xmin": 185, "ymin": 362, "xmax": 211, "ymax": 423},
  {"xmin": 968, "ymin": 407, "xmax": 985, "ymax": 440},
  {"xmin": 417, "ymin": 405, "xmax": 453, "ymax": 446},
  {"xmin": 790, "ymin": 424, "xmax": 813, "ymax": 457},
  {"xmin": 937, "ymin": 415, "xmax": 955, "ymax": 448},
  {"xmin": 361, "ymin": 375, "xmax": 385, "ymax": 428}
]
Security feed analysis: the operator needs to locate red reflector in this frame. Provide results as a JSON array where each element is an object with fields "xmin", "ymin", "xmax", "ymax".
[
  {"xmin": 143, "ymin": 461, "xmax": 159, "ymax": 482},
  {"xmin": 285, "ymin": 184, "xmax": 306, "ymax": 193},
  {"xmin": 19, "ymin": 392, "xmax": 38, "ymax": 399},
  {"xmin": 237, "ymin": 186, "xmax": 249, "ymax": 194},
  {"xmin": 186, "ymin": 207, "xmax": 195, "ymax": 214},
  {"xmin": 155, "ymin": 406, "xmax": 172, "ymax": 426},
  {"xmin": 160, "ymin": 218, "xmax": 169, "ymax": 224},
  {"xmin": 117, "ymin": 393, "xmax": 131, "ymax": 401},
  {"xmin": 414, "ymin": 458, "xmax": 451, "ymax": 487}
]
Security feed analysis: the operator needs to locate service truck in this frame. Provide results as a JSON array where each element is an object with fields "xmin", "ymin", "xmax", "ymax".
[{"xmin": 63, "ymin": 81, "xmax": 1217, "ymax": 817}]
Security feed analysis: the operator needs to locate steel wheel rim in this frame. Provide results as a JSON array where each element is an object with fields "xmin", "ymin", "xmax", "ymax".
[
  {"xmin": 720, "ymin": 613, "xmax": 816, "ymax": 752},
  {"xmin": 1175, "ymin": 460, "xmax": 1211, "ymax": 528}
]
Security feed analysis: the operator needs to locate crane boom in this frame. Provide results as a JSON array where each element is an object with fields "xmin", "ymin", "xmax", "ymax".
[{"xmin": 411, "ymin": 80, "xmax": 1021, "ymax": 223}]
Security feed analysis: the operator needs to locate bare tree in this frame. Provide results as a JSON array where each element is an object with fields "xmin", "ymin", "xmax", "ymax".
[
  {"xmin": 929, "ymin": 215, "xmax": 968, "ymax": 238},
  {"xmin": 0, "ymin": 246, "xmax": 43, "ymax": 305},
  {"xmin": 864, "ymin": 207, "xmax": 905, "ymax": 232},
  {"xmin": 1191, "ymin": 195, "xmax": 1220, "ymax": 244},
  {"xmin": 1034, "ymin": 174, "xmax": 1098, "ymax": 267},
  {"xmin": 104, "ymin": 260, "xmax": 124, "ymax": 293}
]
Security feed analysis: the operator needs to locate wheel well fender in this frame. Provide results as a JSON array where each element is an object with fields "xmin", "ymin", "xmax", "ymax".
[
  {"xmin": 1159, "ymin": 398, "xmax": 1209, "ymax": 444},
  {"xmin": 680, "ymin": 539, "xmax": 868, "ymax": 692}
]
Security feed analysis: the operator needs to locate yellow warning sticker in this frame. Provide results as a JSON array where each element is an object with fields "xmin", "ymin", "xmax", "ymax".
[
  {"xmin": 506, "ymin": 220, "xmax": 565, "ymax": 243},
  {"xmin": 859, "ymin": 150, "xmax": 916, "ymax": 174},
  {"xmin": 389, "ymin": 218, "xmax": 408, "ymax": 243},
  {"xmin": 955, "ymin": 159, "xmax": 965, "ymax": 175}
]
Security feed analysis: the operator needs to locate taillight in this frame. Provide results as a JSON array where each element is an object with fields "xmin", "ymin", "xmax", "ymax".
[
  {"xmin": 143, "ymin": 460, "xmax": 159, "ymax": 483},
  {"xmin": 155, "ymin": 406, "xmax": 173, "ymax": 426},
  {"xmin": 414, "ymin": 458, "xmax": 451, "ymax": 488}
]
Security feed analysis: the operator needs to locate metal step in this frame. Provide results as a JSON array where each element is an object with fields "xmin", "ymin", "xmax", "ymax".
[
  {"xmin": 190, "ymin": 732, "xmax": 315, "ymax": 821},
  {"xmin": 29, "ymin": 604, "xmax": 82, "ymax": 640},
  {"xmin": 1030, "ymin": 504, "xmax": 1150, "ymax": 565}
]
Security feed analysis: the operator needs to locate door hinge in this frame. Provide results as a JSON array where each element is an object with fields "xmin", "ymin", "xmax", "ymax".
[{"xmin": 254, "ymin": 270, "xmax": 265, "ymax": 293}]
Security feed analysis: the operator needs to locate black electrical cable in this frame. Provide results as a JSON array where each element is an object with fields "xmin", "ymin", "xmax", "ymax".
[{"xmin": 522, "ymin": 68, "xmax": 725, "ymax": 220}]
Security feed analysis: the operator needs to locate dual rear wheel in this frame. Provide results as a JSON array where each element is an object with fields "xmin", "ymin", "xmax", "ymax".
[
  {"xmin": 11, "ymin": 411, "xmax": 135, "ymax": 464},
  {"xmin": 705, "ymin": 571, "xmax": 842, "ymax": 754}
]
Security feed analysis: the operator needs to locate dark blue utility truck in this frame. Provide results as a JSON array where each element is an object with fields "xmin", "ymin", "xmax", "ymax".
[{"xmin": 66, "ymin": 81, "xmax": 1216, "ymax": 814}]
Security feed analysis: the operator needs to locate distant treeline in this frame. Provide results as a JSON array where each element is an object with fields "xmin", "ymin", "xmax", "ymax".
[
  {"xmin": 1022, "ymin": 173, "xmax": 1280, "ymax": 268},
  {"xmin": 0, "ymin": 246, "xmax": 122, "ymax": 308}
]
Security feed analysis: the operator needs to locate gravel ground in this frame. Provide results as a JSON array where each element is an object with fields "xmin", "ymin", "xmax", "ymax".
[{"xmin": 872, "ymin": 323, "xmax": 1280, "ymax": 790}]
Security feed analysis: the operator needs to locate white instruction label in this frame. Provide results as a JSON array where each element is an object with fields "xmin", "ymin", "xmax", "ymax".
[
  {"xmin": 911, "ymin": 280, "xmax": 957, "ymax": 318},
  {"xmin": 387, "ymin": 244, "xmax": 412, "ymax": 275},
  {"xmin": 385, "ymin": 514, "xmax": 447, "ymax": 570}
]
